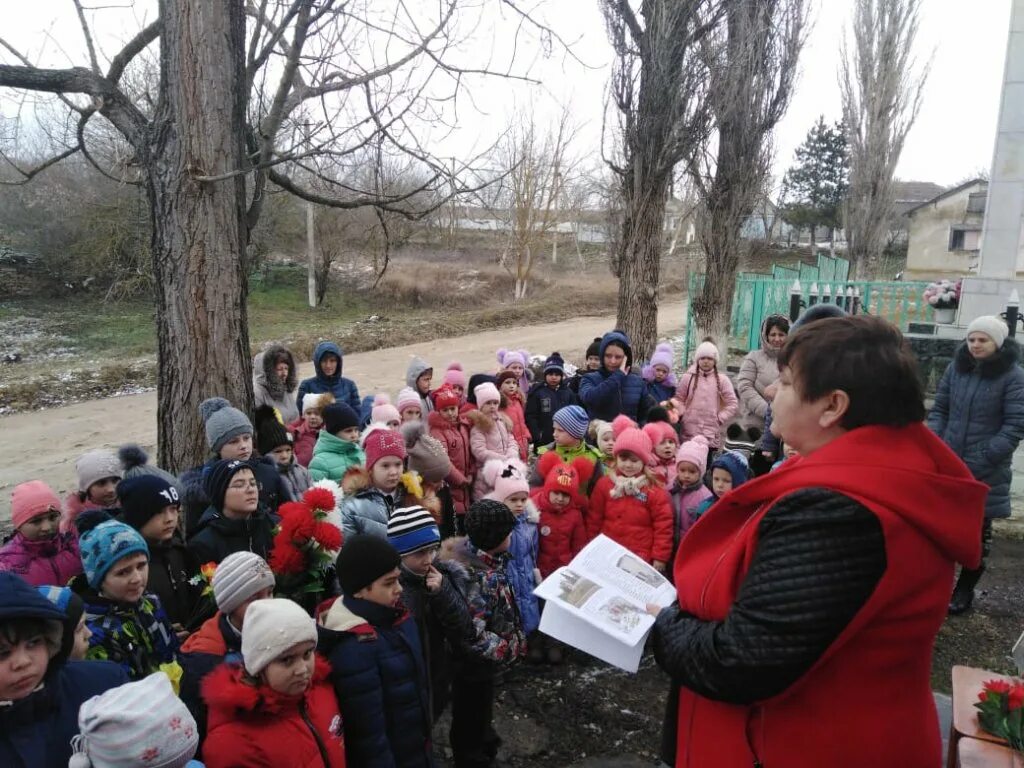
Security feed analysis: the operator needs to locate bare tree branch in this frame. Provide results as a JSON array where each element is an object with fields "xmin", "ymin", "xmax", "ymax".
[
  {"xmin": 0, "ymin": 144, "xmax": 80, "ymax": 184},
  {"xmin": 71, "ymin": 0, "xmax": 102, "ymax": 75}
]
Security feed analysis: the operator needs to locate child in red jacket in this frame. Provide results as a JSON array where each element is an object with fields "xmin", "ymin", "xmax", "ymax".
[
  {"xmin": 532, "ymin": 453, "xmax": 589, "ymax": 579},
  {"xmin": 290, "ymin": 392, "xmax": 334, "ymax": 468},
  {"xmin": 586, "ymin": 425, "xmax": 674, "ymax": 573},
  {"xmin": 202, "ymin": 598, "xmax": 346, "ymax": 768},
  {"xmin": 428, "ymin": 385, "xmax": 476, "ymax": 530},
  {"xmin": 497, "ymin": 370, "xmax": 531, "ymax": 461}
]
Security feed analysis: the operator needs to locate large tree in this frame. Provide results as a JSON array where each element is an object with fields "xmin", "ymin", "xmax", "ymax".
[
  {"xmin": 600, "ymin": 0, "xmax": 728, "ymax": 361},
  {"xmin": 690, "ymin": 0, "xmax": 806, "ymax": 344},
  {"xmin": 779, "ymin": 115, "xmax": 849, "ymax": 249},
  {"xmin": 840, "ymin": 0, "xmax": 928, "ymax": 279},
  {"xmin": 0, "ymin": 0, "xmax": 560, "ymax": 471}
]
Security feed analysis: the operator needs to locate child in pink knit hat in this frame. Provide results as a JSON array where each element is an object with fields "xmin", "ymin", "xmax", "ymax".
[
  {"xmin": 0, "ymin": 481, "xmax": 83, "ymax": 587},
  {"xmin": 339, "ymin": 427, "xmax": 408, "ymax": 539},
  {"xmin": 468, "ymin": 382, "xmax": 519, "ymax": 499},
  {"xmin": 482, "ymin": 459, "xmax": 541, "ymax": 651},
  {"xmin": 396, "ymin": 387, "xmax": 423, "ymax": 423},
  {"xmin": 670, "ymin": 436, "xmax": 713, "ymax": 545},
  {"xmin": 643, "ymin": 420, "xmax": 680, "ymax": 487},
  {"xmin": 442, "ymin": 362, "xmax": 468, "ymax": 403},
  {"xmin": 586, "ymin": 426, "xmax": 673, "ymax": 571},
  {"xmin": 369, "ymin": 393, "xmax": 401, "ymax": 430}
]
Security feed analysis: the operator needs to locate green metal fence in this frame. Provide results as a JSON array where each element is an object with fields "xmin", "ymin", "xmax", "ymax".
[{"xmin": 684, "ymin": 274, "xmax": 931, "ymax": 363}]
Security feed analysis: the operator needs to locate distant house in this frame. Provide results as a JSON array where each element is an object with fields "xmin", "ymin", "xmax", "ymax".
[
  {"xmin": 904, "ymin": 179, "xmax": 988, "ymax": 279},
  {"xmin": 739, "ymin": 198, "xmax": 794, "ymax": 242},
  {"xmin": 891, "ymin": 180, "xmax": 949, "ymax": 247}
]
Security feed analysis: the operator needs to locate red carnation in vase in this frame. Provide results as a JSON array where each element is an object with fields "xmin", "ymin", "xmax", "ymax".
[
  {"xmin": 270, "ymin": 541, "xmax": 306, "ymax": 575},
  {"xmin": 985, "ymin": 679, "xmax": 1013, "ymax": 696},
  {"xmin": 303, "ymin": 487, "xmax": 337, "ymax": 514},
  {"xmin": 312, "ymin": 521, "xmax": 342, "ymax": 552}
]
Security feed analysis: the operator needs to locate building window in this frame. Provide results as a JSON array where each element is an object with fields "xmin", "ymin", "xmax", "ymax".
[
  {"xmin": 949, "ymin": 228, "xmax": 965, "ymax": 250},
  {"xmin": 949, "ymin": 227, "xmax": 981, "ymax": 252}
]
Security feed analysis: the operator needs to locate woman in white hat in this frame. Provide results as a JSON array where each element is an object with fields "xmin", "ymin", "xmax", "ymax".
[{"xmin": 928, "ymin": 314, "xmax": 1024, "ymax": 613}]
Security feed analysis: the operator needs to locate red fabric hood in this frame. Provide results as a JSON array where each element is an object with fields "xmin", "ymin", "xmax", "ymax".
[{"xmin": 719, "ymin": 422, "xmax": 988, "ymax": 566}]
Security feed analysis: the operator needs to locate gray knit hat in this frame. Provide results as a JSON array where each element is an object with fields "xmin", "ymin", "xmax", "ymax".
[
  {"xmin": 118, "ymin": 445, "xmax": 182, "ymax": 494},
  {"xmin": 199, "ymin": 397, "xmax": 253, "ymax": 454},
  {"xmin": 76, "ymin": 449, "xmax": 123, "ymax": 493},
  {"xmin": 211, "ymin": 551, "xmax": 276, "ymax": 614},
  {"xmin": 242, "ymin": 599, "xmax": 317, "ymax": 676}
]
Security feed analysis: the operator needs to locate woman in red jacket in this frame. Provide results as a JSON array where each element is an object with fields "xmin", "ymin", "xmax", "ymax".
[
  {"xmin": 202, "ymin": 598, "xmax": 346, "ymax": 768},
  {"xmin": 650, "ymin": 314, "xmax": 988, "ymax": 768}
]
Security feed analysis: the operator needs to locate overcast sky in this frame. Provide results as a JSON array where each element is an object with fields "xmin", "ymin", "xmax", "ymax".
[{"xmin": 1, "ymin": 1, "xmax": 1011, "ymax": 190}]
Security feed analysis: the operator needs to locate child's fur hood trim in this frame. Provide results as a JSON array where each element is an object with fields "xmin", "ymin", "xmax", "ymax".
[
  {"xmin": 340, "ymin": 465, "xmax": 370, "ymax": 497},
  {"xmin": 466, "ymin": 409, "xmax": 513, "ymax": 432},
  {"xmin": 201, "ymin": 656, "xmax": 330, "ymax": 715}
]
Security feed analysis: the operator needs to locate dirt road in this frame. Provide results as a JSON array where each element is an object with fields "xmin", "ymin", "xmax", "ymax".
[{"xmin": 0, "ymin": 300, "xmax": 686, "ymax": 522}]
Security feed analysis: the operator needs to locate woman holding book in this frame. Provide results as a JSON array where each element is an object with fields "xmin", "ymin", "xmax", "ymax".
[{"xmin": 650, "ymin": 314, "xmax": 988, "ymax": 768}]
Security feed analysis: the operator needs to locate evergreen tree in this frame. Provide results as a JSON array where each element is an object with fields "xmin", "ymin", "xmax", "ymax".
[{"xmin": 780, "ymin": 116, "xmax": 849, "ymax": 245}]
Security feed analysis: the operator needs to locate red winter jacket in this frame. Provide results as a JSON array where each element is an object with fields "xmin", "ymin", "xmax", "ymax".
[
  {"xmin": 531, "ymin": 490, "xmax": 587, "ymax": 578},
  {"xmin": 290, "ymin": 418, "xmax": 322, "ymax": 468},
  {"xmin": 202, "ymin": 655, "xmax": 346, "ymax": 768},
  {"xmin": 428, "ymin": 410, "xmax": 476, "ymax": 514},
  {"xmin": 586, "ymin": 474, "xmax": 673, "ymax": 564},
  {"xmin": 667, "ymin": 423, "xmax": 987, "ymax": 768},
  {"xmin": 501, "ymin": 392, "xmax": 531, "ymax": 461}
]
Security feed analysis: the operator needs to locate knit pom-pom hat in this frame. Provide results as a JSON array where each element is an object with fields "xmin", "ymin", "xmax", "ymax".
[
  {"xmin": 536, "ymin": 452, "xmax": 594, "ymax": 501},
  {"xmin": 611, "ymin": 414, "xmax": 638, "ymax": 439},
  {"xmin": 482, "ymin": 459, "xmax": 530, "ymax": 503},
  {"xmin": 675, "ymin": 436, "xmax": 710, "ymax": 476},
  {"xmin": 474, "ymin": 382, "xmax": 501, "ymax": 406},
  {"xmin": 370, "ymin": 393, "xmax": 401, "ymax": 425},
  {"xmin": 77, "ymin": 511, "xmax": 149, "ymax": 591},
  {"xmin": 649, "ymin": 342, "xmax": 674, "ymax": 370},
  {"xmin": 643, "ymin": 421, "xmax": 679, "ymax": 449},
  {"xmin": 612, "ymin": 427, "xmax": 654, "ymax": 466},
  {"xmin": 199, "ymin": 397, "xmax": 253, "ymax": 454},
  {"xmin": 241, "ymin": 599, "xmax": 318, "ymax": 676},
  {"xmin": 431, "ymin": 385, "xmax": 461, "ymax": 411},
  {"xmin": 363, "ymin": 427, "xmax": 407, "ymax": 471},
  {"xmin": 497, "ymin": 349, "xmax": 529, "ymax": 369},
  {"xmin": 443, "ymin": 362, "xmax": 467, "ymax": 389}
]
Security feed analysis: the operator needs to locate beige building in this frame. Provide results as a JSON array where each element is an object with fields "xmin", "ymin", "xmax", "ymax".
[{"xmin": 904, "ymin": 179, "xmax": 988, "ymax": 279}]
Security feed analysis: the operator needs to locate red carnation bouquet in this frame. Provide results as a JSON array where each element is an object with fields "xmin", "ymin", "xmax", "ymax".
[
  {"xmin": 975, "ymin": 678, "xmax": 1024, "ymax": 750},
  {"xmin": 270, "ymin": 487, "xmax": 343, "ymax": 606}
]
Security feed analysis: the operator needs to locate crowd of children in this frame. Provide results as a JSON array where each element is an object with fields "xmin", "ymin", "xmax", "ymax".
[{"xmin": 1, "ymin": 327, "xmax": 776, "ymax": 767}]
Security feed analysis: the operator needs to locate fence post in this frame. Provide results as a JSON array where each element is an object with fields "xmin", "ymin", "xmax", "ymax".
[
  {"xmin": 845, "ymin": 286, "xmax": 854, "ymax": 313},
  {"xmin": 822, "ymin": 283, "xmax": 832, "ymax": 305},
  {"xmin": 789, "ymin": 280, "xmax": 802, "ymax": 322},
  {"xmin": 1008, "ymin": 289, "xmax": 1020, "ymax": 339},
  {"xmin": 853, "ymin": 287, "xmax": 862, "ymax": 315},
  {"xmin": 808, "ymin": 282, "xmax": 818, "ymax": 307}
]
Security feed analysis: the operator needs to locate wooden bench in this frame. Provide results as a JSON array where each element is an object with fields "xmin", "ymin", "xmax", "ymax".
[{"xmin": 958, "ymin": 737, "xmax": 1022, "ymax": 768}]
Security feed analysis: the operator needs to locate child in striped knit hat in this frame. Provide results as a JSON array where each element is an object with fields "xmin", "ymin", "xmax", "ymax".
[{"xmin": 387, "ymin": 505, "xmax": 476, "ymax": 722}]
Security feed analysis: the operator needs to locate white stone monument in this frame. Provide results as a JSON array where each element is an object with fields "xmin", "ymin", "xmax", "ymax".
[{"xmin": 956, "ymin": 0, "xmax": 1024, "ymax": 330}]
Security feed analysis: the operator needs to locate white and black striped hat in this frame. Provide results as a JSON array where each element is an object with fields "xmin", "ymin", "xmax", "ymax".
[{"xmin": 386, "ymin": 505, "xmax": 441, "ymax": 556}]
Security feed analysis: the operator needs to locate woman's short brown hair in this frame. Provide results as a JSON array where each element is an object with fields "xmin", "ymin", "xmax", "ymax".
[{"xmin": 777, "ymin": 314, "xmax": 925, "ymax": 429}]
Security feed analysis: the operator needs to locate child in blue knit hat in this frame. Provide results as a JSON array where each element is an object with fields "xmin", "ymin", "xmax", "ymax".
[
  {"xmin": 533, "ymin": 405, "xmax": 603, "ymax": 496},
  {"xmin": 692, "ymin": 450, "xmax": 750, "ymax": 521},
  {"xmin": 68, "ymin": 510, "xmax": 181, "ymax": 681}
]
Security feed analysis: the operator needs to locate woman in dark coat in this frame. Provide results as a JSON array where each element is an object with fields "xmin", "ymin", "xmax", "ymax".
[
  {"xmin": 578, "ymin": 329, "xmax": 654, "ymax": 424},
  {"xmin": 927, "ymin": 315, "xmax": 1024, "ymax": 613},
  {"xmin": 651, "ymin": 315, "xmax": 987, "ymax": 768}
]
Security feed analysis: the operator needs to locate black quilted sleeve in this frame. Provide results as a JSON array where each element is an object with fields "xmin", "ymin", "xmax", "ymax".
[{"xmin": 651, "ymin": 488, "xmax": 886, "ymax": 705}]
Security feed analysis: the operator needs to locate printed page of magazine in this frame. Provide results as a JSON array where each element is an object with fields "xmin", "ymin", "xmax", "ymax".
[{"xmin": 534, "ymin": 534, "xmax": 677, "ymax": 644}]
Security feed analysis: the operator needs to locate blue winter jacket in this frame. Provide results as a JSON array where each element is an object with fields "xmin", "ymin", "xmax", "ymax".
[
  {"xmin": 319, "ymin": 595, "xmax": 434, "ymax": 768},
  {"xmin": 579, "ymin": 331, "xmax": 653, "ymax": 423},
  {"xmin": 297, "ymin": 341, "xmax": 361, "ymax": 413},
  {"xmin": 506, "ymin": 506, "xmax": 540, "ymax": 635},
  {"xmin": 340, "ymin": 481, "xmax": 400, "ymax": 540},
  {"xmin": 524, "ymin": 381, "xmax": 579, "ymax": 446},
  {"xmin": 0, "ymin": 660, "xmax": 128, "ymax": 768},
  {"xmin": 928, "ymin": 339, "xmax": 1024, "ymax": 519}
]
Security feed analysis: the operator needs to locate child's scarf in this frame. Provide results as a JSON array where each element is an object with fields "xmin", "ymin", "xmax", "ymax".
[{"xmin": 610, "ymin": 473, "xmax": 649, "ymax": 500}]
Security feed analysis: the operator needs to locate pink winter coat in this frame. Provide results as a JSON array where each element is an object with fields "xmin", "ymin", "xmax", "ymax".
[
  {"xmin": 671, "ymin": 367, "xmax": 738, "ymax": 449},
  {"xmin": 0, "ymin": 532, "xmax": 83, "ymax": 587},
  {"xmin": 468, "ymin": 410, "xmax": 519, "ymax": 499},
  {"xmin": 61, "ymin": 492, "xmax": 104, "ymax": 535},
  {"xmin": 669, "ymin": 482, "xmax": 714, "ymax": 543}
]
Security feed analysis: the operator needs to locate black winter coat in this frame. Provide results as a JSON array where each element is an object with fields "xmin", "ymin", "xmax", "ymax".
[
  {"xmin": 928, "ymin": 339, "xmax": 1024, "ymax": 518},
  {"xmin": 144, "ymin": 534, "xmax": 205, "ymax": 630},
  {"xmin": 186, "ymin": 506, "xmax": 277, "ymax": 565},
  {"xmin": 399, "ymin": 560, "xmax": 478, "ymax": 723},
  {"xmin": 524, "ymin": 381, "xmax": 579, "ymax": 446}
]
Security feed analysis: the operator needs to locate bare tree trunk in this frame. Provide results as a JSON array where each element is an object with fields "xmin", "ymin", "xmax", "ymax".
[
  {"xmin": 616, "ymin": 177, "xmax": 669, "ymax": 358},
  {"xmin": 306, "ymin": 200, "xmax": 316, "ymax": 307},
  {"xmin": 150, "ymin": 0, "xmax": 252, "ymax": 472}
]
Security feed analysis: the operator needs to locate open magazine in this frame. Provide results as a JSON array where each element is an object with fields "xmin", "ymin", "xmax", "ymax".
[{"xmin": 533, "ymin": 534, "xmax": 677, "ymax": 673}]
